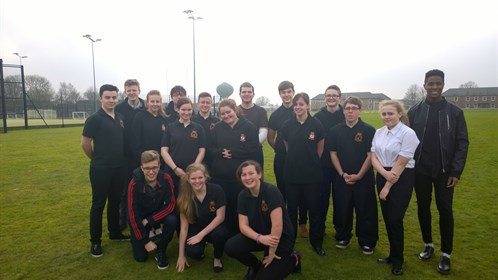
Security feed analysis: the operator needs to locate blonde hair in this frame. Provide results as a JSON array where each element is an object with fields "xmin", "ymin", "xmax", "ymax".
[
  {"xmin": 146, "ymin": 90, "xmax": 166, "ymax": 118},
  {"xmin": 141, "ymin": 150, "xmax": 160, "ymax": 164},
  {"xmin": 379, "ymin": 100, "xmax": 409, "ymax": 125},
  {"xmin": 176, "ymin": 163, "xmax": 210, "ymax": 224}
]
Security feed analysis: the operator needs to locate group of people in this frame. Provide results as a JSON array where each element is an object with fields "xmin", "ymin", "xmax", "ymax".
[{"xmin": 81, "ymin": 69, "xmax": 468, "ymax": 278}]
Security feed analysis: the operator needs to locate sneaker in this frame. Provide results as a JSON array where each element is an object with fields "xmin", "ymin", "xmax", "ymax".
[
  {"xmin": 437, "ymin": 256, "xmax": 451, "ymax": 274},
  {"xmin": 419, "ymin": 245, "xmax": 435, "ymax": 261},
  {"xmin": 299, "ymin": 224, "xmax": 309, "ymax": 238},
  {"xmin": 336, "ymin": 239, "xmax": 350, "ymax": 249},
  {"xmin": 292, "ymin": 251, "xmax": 302, "ymax": 273},
  {"xmin": 90, "ymin": 243, "xmax": 103, "ymax": 258},
  {"xmin": 362, "ymin": 246, "xmax": 374, "ymax": 255},
  {"xmin": 109, "ymin": 232, "xmax": 130, "ymax": 241},
  {"xmin": 155, "ymin": 252, "xmax": 169, "ymax": 270}
]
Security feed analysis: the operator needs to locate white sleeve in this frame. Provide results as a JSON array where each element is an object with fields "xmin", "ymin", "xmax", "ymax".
[{"xmin": 258, "ymin": 127, "xmax": 268, "ymax": 144}]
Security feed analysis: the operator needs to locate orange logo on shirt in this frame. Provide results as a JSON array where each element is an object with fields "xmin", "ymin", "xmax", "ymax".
[
  {"xmin": 209, "ymin": 200, "xmax": 216, "ymax": 212},
  {"xmin": 308, "ymin": 132, "xmax": 315, "ymax": 140},
  {"xmin": 240, "ymin": 134, "xmax": 246, "ymax": 142},
  {"xmin": 210, "ymin": 123, "xmax": 216, "ymax": 130},
  {"xmin": 191, "ymin": 130, "xmax": 198, "ymax": 139},
  {"xmin": 261, "ymin": 199, "xmax": 268, "ymax": 212},
  {"xmin": 355, "ymin": 132, "xmax": 363, "ymax": 142}
]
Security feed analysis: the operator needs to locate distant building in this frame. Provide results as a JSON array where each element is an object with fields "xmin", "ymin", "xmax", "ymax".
[
  {"xmin": 443, "ymin": 87, "xmax": 498, "ymax": 109},
  {"xmin": 311, "ymin": 92, "xmax": 391, "ymax": 111}
]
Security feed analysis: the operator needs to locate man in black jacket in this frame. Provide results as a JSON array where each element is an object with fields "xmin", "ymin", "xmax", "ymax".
[{"xmin": 407, "ymin": 69, "xmax": 469, "ymax": 275}]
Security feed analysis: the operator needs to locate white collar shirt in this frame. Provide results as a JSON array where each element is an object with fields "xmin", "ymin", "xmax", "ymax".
[{"xmin": 371, "ymin": 121, "xmax": 419, "ymax": 168}]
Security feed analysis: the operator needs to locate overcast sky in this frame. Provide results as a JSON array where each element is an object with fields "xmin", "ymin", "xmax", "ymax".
[{"xmin": 1, "ymin": 0, "xmax": 497, "ymax": 104}]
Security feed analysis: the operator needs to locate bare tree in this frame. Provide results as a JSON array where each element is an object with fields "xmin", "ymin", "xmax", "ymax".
[
  {"xmin": 57, "ymin": 82, "xmax": 81, "ymax": 104},
  {"xmin": 255, "ymin": 96, "xmax": 270, "ymax": 107},
  {"xmin": 459, "ymin": 81, "xmax": 479, "ymax": 88},
  {"xmin": 83, "ymin": 87, "xmax": 95, "ymax": 100},
  {"xmin": 25, "ymin": 75, "xmax": 56, "ymax": 104},
  {"xmin": 403, "ymin": 84, "xmax": 425, "ymax": 107}
]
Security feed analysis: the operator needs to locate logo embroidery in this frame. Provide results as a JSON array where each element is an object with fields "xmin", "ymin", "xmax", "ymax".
[
  {"xmin": 209, "ymin": 200, "xmax": 216, "ymax": 212},
  {"xmin": 191, "ymin": 130, "xmax": 198, "ymax": 139},
  {"xmin": 240, "ymin": 134, "xmax": 246, "ymax": 142},
  {"xmin": 355, "ymin": 132, "xmax": 363, "ymax": 142},
  {"xmin": 261, "ymin": 199, "xmax": 268, "ymax": 212},
  {"xmin": 210, "ymin": 123, "xmax": 216, "ymax": 130},
  {"xmin": 308, "ymin": 131, "xmax": 315, "ymax": 140},
  {"xmin": 161, "ymin": 124, "xmax": 166, "ymax": 132},
  {"xmin": 119, "ymin": 119, "xmax": 125, "ymax": 128}
]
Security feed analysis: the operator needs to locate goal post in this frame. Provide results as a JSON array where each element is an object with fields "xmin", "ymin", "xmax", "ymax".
[{"xmin": 72, "ymin": 111, "xmax": 88, "ymax": 120}]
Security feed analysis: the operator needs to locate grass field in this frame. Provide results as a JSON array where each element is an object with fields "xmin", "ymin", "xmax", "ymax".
[{"xmin": 1, "ymin": 110, "xmax": 497, "ymax": 279}]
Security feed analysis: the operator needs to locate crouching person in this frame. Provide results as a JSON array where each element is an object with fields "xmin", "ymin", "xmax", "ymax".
[{"xmin": 128, "ymin": 150, "xmax": 178, "ymax": 269}]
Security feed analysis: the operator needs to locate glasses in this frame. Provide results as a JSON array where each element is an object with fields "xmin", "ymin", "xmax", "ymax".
[
  {"xmin": 344, "ymin": 106, "xmax": 360, "ymax": 111},
  {"xmin": 325, "ymin": 94, "xmax": 340, "ymax": 98},
  {"xmin": 142, "ymin": 166, "xmax": 160, "ymax": 172},
  {"xmin": 172, "ymin": 92, "xmax": 186, "ymax": 97}
]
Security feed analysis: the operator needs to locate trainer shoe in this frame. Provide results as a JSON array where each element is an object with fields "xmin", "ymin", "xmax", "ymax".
[
  {"xmin": 419, "ymin": 245, "xmax": 435, "ymax": 261},
  {"xmin": 336, "ymin": 239, "xmax": 350, "ymax": 249},
  {"xmin": 109, "ymin": 232, "xmax": 130, "ymax": 241},
  {"xmin": 299, "ymin": 224, "xmax": 309, "ymax": 238},
  {"xmin": 362, "ymin": 246, "xmax": 374, "ymax": 255},
  {"xmin": 90, "ymin": 243, "xmax": 103, "ymax": 258},
  {"xmin": 437, "ymin": 256, "xmax": 451, "ymax": 274},
  {"xmin": 155, "ymin": 252, "xmax": 169, "ymax": 270}
]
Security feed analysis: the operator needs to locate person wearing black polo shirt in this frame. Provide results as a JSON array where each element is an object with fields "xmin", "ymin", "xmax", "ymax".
[
  {"xmin": 81, "ymin": 84, "xmax": 130, "ymax": 258},
  {"xmin": 116, "ymin": 79, "xmax": 145, "ymax": 230},
  {"xmin": 127, "ymin": 150, "xmax": 177, "ymax": 270},
  {"xmin": 192, "ymin": 92, "xmax": 220, "ymax": 168},
  {"xmin": 161, "ymin": 97, "xmax": 206, "ymax": 195},
  {"xmin": 176, "ymin": 163, "xmax": 229, "ymax": 273},
  {"xmin": 225, "ymin": 161, "xmax": 300, "ymax": 280},
  {"xmin": 208, "ymin": 99, "xmax": 259, "ymax": 236},
  {"xmin": 327, "ymin": 96, "xmax": 378, "ymax": 254},
  {"xmin": 165, "ymin": 85, "xmax": 187, "ymax": 122},
  {"xmin": 132, "ymin": 90, "xmax": 168, "ymax": 168},
  {"xmin": 281, "ymin": 93, "xmax": 326, "ymax": 256},
  {"xmin": 314, "ymin": 85, "xmax": 345, "ymax": 239},
  {"xmin": 238, "ymin": 82, "xmax": 268, "ymax": 168}
]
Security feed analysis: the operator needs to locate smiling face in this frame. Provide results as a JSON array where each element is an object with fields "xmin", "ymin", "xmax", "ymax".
[
  {"xmin": 188, "ymin": 170, "xmax": 206, "ymax": 192},
  {"xmin": 219, "ymin": 105, "xmax": 238, "ymax": 127},
  {"xmin": 125, "ymin": 85, "xmax": 140, "ymax": 102},
  {"xmin": 240, "ymin": 164, "xmax": 262, "ymax": 190},
  {"xmin": 279, "ymin": 88, "xmax": 295, "ymax": 106},
  {"xmin": 197, "ymin": 96, "xmax": 212, "ymax": 115},
  {"xmin": 324, "ymin": 88, "xmax": 341, "ymax": 108},
  {"xmin": 146, "ymin": 94, "xmax": 162, "ymax": 115},
  {"xmin": 239, "ymin": 86, "xmax": 254, "ymax": 105},
  {"xmin": 100, "ymin": 91, "xmax": 118, "ymax": 111},
  {"xmin": 293, "ymin": 96, "xmax": 309, "ymax": 118},
  {"xmin": 424, "ymin": 75, "xmax": 444, "ymax": 102},
  {"xmin": 178, "ymin": 102, "xmax": 193, "ymax": 122},
  {"xmin": 381, "ymin": 104, "xmax": 402, "ymax": 129},
  {"xmin": 141, "ymin": 160, "xmax": 160, "ymax": 184}
]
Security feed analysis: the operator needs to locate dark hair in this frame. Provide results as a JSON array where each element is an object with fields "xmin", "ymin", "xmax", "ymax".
[
  {"xmin": 198, "ymin": 92, "xmax": 212, "ymax": 100},
  {"xmin": 170, "ymin": 85, "xmax": 187, "ymax": 97},
  {"xmin": 124, "ymin": 79, "xmax": 140, "ymax": 90},
  {"xmin": 424, "ymin": 69, "xmax": 445, "ymax": 83},
  {"xmin": 239, "ymin": 82, "xmax": 254, "ymax": 93},
  {"xmin": 325, "ymin": 85, "xmax": 341, "ymax": 96},
  {"xmin": 292, "ymin": 92, "xmax": 310, "ymax": 106},
  {"xmin": 176, "ymin": 97, "xmax": 193, "ymax": 110},
  {"xmin": 344, "ymin": 96, "xmax": 362, "ymax": 109},
  {"xmin": 278, "ymin": 81, "xmax": 294, "ymax": 92},
  {"xmin": 236, "ymin": 160, "xmax": 263, "ymax": 182},
  {"xmin": 99, "ymin": 84, "xmax": 119, "ymax": 97}
]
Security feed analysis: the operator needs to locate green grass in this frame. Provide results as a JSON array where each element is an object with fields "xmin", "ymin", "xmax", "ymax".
[{"xmin": 1, "ymin": 110, "xmax": 497, "ymax": 279}]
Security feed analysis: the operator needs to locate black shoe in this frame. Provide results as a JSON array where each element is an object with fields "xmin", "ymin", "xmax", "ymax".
[
  {"xmin": 362, "ymin": 246, "xmax": 374, "ymax": 255},
  {"xmin": 213, "ymin": 259, "xmax": 223, "ymax": 273},
  {"xmin": 155, "ymin": 252, "xmax": 169, "ymax": 270},
  {"xmin": 437, "ymin": 256, "xmax": 451, "ymax": 274},
  {"xmin": 109, "ymin": 232, "xmax": 130, "ymax": 241},
  {"xmin": 391, "ymin": 266, "xmax": 404, "ymax": 276},
  {"xmin": 292, "ymin": 251, "xmax": 302, "ymax": 273},
  {"xmin": 336, "ymin": 239, "xmax": 350, "ymax": 249},
  {"xmin": 313, "ymin": 245, "xmax": 326, "ymax": 256},
  {"xmin": 243, "ymin": 263, "xmax": 260, "ymax": 280},
  {"xmin": 90, "ymin": 243, "xmax": 103, "ymax": 258},
  {"xmin": 377, "ymin": 257, "xmax": 392, "ymax": 264},
  {"xmin": 419, "ymin": 245, "xmax": 435, "ymax": 261}
]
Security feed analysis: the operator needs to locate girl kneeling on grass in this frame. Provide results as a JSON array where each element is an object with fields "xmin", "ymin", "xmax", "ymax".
[{"xmin": 176, "ymin": 163, "xmax": 230, "ymax": 273}]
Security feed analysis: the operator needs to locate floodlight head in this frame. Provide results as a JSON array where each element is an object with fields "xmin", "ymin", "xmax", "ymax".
[
  {"xmin": 96, "ymin": 39, "xmax": 102, "ymax": 42},
  {"xmin": 183, "ymin": 10, "xmax": 193, "ymax": 14},
  {"xmin": 83, "ymin": 34, "xmax": 91, "ymax": 38},
  {"xmin": 13, "ymin": 52, "xmax": 19, "ymax": 56}
]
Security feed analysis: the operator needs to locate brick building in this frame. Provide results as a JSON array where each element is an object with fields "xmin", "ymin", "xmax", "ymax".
[
  {"xmin": 311, "ymin": 92, "xmax": 391, "ymax": 111},
  {"xmin": 443, "ymin": 87, "xmax": 498, "ymax": 109}
]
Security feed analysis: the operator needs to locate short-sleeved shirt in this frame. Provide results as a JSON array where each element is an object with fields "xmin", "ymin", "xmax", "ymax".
[
  {"xmin": 327, "ymin": 119, "xmax": 375, "ymax": 174},
  {"xmin": 239, "ymin": 104, "xmax": 269, "ymax": 130},
  {"xmin": 314, "ymin": 106, "xmax": 345, "ymax": 167},
  {"xmin": 161, "ymin": 121, "xmax": 206, "ymax": 169},
  {"xmin": 371, "ymin": 122, "xmax": 419, "ymax": 168},
  {"xmin": 191, "ymin": 183, "xmax": 226, "ymax": 230},
  {"xmin": 132, "ymin": 110, "xmax": 168, "ymax": 165},
  {"xmin": 237, "ymin": 182, "xmax": 295, "ymax": 254},
  {"xmin": 192, "ymin": 113, "xmax": 220, "ymax": 136},
  {"xmin": 115, "ymin": 98, "xmax": 145, "ymax": 158},
  {"xmin": 82, "ymin": 109, "xmax": 125, "ymax": 168},
  {"xmin": 281, "ymin": 116, "xmax": 325, "ymax": 184},
  {"xmin": 268, "ymin": 105, "xmax": 294, "ymax": 155}
]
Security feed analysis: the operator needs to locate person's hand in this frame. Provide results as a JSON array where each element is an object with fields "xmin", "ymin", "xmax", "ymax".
[
  {"xmin": 145, "ymin": 241, "xmax": 157, "ymax": 252},
  {"xmin": 386, "ymin": 171, "xmax": 399, "ymax": 184},
  {"xmin": 174, "ymin": 167, "xmax": 185, "ymax": 177},
  {"xmin": 262, "ymin": 253, "xmax": 281, "ymax": 268},
  {"xmin": 222, "ymin": 148, "xmax": 232, "ymax": 159},
  {"xmin": 379, "ymin": 186, "xmax": 390, "ymax": 201},
  {"xmin": 260, "ymin": 235, "xmax": 279, "ymax": 248},
  {"xmin": 176, "ymin": 256, "xmax": 189, "ymax": 272},
  {"xmin": 447, "ymin": 176, "xmax": 459, "ymax": 188},
  {"xmin": 186, "ymin": 234, "xmax": 203, "ymax": 245},
  {"xmin": 142, "ymin": 219, "xmax": 148, "ymax": 226},
  {"xmin": 344, "ymin": 174, "xmax": 359, "ymax": 185}
]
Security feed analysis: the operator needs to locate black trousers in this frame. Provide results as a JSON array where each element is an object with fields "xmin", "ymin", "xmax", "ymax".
[
  {"xmin": 120, "ymin": 157, "xmax": 134, "ymax": 228},
  {"xmin": 376, "ymin": 168, "xmax": 414, "ymax": 267},
  {"xmin": 186, "ymin": 224, "xmax": 230, "ymax": 259},
  {"xmin": 130, "ymin": 213, "xmax": 178, "ymax": 262},
  {"xmin": 287, "ymin": 182, "xmax": 323, "ymax": 247},
  {"xmin": 414, "ymin": 172, "xmax": 454, "ymax": 254},
  {"xmin": 225, "ymin": 233, "xmax": 296, "ymax": 280},
  {"xmin": 333, "ymin": 174, "xmax": 378, "ymax": 247},
  {"xmin": 319, "ymin": 167, "xmax": 336, "ymax": 235},
  {"xmin": 212, "ymin": 179, "xmax": 244, "ymax": 236},
  {"xmin": 89, "ymin": 166, "xmax": 126, "ymax": 244}
]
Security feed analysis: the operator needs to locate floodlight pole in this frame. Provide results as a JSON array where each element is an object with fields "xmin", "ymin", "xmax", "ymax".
[
  {"xmin": 13, "ymin": 52, "xmax": 28, "ymax": 66},
  {"xmin": 184, "ymin": 10, "xmax": 202, "ymax": 104},
  {"xmin": 83, "ymin": 34, "xmax": 101, "ymax": 113}
]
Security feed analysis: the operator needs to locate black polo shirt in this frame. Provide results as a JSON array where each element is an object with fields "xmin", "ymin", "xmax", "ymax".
[
  {"xmin": 192, "ymin": 113, "xmax": 220, "ymax": 136},
  {"xmin": 268, "ymin": 105, "xmax": 294, "ymax": 156},
  {"xmin": 238, "ymin": 104, "xmax": 268, "ymax": 130},
  {"xmin": 326, "ymin": 118, "xmax": 375, "ymax": 174},
  {"xmin": 190, "ymin": 183, "xmax": 226, "ymax": 231},
  {"xmin": 161, "ymin": 121, "xmax": 206, "ymax": 170},
  {"xmin": 237, "ymin": 182, "xmax": 295, "ymax": 253},
  {"xmin": 281, "ymin": 116, "xmax": 325, "ymax": 184},
  {"xmin": 314, "ymin": 105, "xmax": 345, "ymax": 167},
  {"xmin": 115, "ymin": 98, "xmax": 145, "ymax": 158},
  {"xmin": 82, "ymin": 109, "xmax": 125, "ymax": 168},
  {"xmin": 132, "ymin": 110, "xmax": 168, "ymax": 164}
]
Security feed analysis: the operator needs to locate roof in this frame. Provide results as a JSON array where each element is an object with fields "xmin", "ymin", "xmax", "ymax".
[
  {"xmin": 311, "ymin": 92, "xmax": 391, "ymax": 101},
  {"xmin": 443, "ymin": 87, "xmax": 498, "ymax": 97}
]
